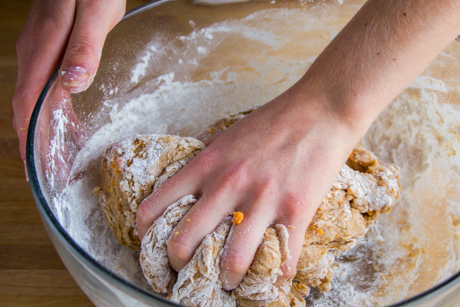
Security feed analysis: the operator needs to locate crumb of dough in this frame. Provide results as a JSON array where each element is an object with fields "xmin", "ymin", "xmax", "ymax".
[
  {"xmin": 232, "ymin": 211, "xmax": 245, "ymax": 225},
  {"xmin": 97, "ymin": 107, "xmax": 400, "ymax": 306}
]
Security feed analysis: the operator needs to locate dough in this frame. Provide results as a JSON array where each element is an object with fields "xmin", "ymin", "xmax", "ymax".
[
  {"xmin": 97, "ymin": 135, "xmax": 204, "ymax": 250},
  {"xmin": 96, "ymin": 108, "xmax": 400, "ymax": 306}
]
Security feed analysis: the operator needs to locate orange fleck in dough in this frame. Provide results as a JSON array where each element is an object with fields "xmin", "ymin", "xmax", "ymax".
[{"xmin": 232, "ymin": 211, "xmax": 244, "ymax": 225}]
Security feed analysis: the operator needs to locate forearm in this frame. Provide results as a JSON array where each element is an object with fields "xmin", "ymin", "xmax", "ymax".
[{"xmin": 298, "ymin": 0, "xmax": 460, "ymax": 134}]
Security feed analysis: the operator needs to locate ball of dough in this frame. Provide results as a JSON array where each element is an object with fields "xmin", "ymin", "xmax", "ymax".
[
  {"xmin": 96, "ymin": 134, "xmax": 204, "ymax": 250},
  {"xmin": 97, "ymin": 108, "xmax": 400, "ymax": 306},
  {"xmin": 138, "ymin": 144, "xmax": 400, "ymax": 307}
]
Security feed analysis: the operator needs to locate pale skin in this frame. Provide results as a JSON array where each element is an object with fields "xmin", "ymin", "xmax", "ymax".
[
  {"xmin": 12, "ymin": 0, "xmax": 125, "ymax": 178},
  {"xmin": 13, "ymin": 0, "xmax": 460, "ymax": 292}
]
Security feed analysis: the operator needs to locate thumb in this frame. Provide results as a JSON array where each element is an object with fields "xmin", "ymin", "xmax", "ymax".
[{"xmin": 59, "ymin": 0, "xmax": 125, "ymax": 93}]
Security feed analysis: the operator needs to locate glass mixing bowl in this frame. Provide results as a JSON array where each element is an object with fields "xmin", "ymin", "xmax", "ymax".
[{"xmin": 26, "ymin": 0, "xmax": 460, "ymax": 306}]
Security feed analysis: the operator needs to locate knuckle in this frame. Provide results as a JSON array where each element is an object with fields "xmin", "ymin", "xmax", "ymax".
[
  {"xmin": 80, "ymin": 0, "xmax": 125, "ymax": 25},
  {"xmin": 191, "ymin": 148, "xmax": 216, "ymax": 170},
  {"xmin": 167, "ymin": 231, "xmax": 195, "ymax": 264},
  {"xmin": 221, "ymin": 249, "xmax": 248, "ymax": 276},
  {"xmin": 278, "ymin": 194, "xmax": 308, "ymax": 222},
  {"xmin": 136, "ymin": 203, "xmax": 156, "ymax": 227},
  {"xmin": 222, "ymin": 162, "xmax": 250, "ymax": 190},
  {"xmin": 66, "ymin": 36, "xmax": 98, "ymax": 58},
  {"xmin": 284, "ymin": 193, "xmax": 305, "ymax": 212},
  {"xmin": 15, "ymin": 29, "xmax": 38, "ymax": 60},
  {"xmin": 195, "ymin": 150, "xmax": 252, "ymax": 193},
  {"xmin": 253, "ymin": 178, "xmax": 277, "ymax": 200}
]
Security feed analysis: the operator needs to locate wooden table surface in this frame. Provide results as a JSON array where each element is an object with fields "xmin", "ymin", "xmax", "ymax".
[{"xmin": 0, "ymin": 1, "xmax": 146, "ymax": 306}]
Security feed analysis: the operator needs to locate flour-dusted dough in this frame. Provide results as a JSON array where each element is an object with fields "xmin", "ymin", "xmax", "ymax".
[
  {"xmin": 137, "ymin": 145, "xmax": 400, "ymax": 307},
  {"xmin": 97, "ymin": 108, "xmax": 400, "ymax": 306},
  {"xmin": 97, "ymin": 135, "xmax": 204, "ymax": 250},
  {"xmin": 171, "ymin": 217, "xmax": 236, "ymax": 307},
  {"xmin": 140, "ymin": 195, "xmax": 196, "ymax": 294}
]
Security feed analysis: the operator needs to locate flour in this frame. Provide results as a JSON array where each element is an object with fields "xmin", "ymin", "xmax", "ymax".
[
  {"xmin": 130, "ymin": 45, "xmax": 161, "ymax": 84},
  {"xmin": 45, "ymin": 2, "xmax": 460, "ymax": 306},
  {"xmin": 305, "ymin": 79, "xmax": 460, "ymax": 306}
]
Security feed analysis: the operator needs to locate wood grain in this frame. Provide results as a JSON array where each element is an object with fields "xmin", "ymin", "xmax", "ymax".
[{"xmin": 0, "ymin": 1, "xmax": 147, "ymax": 306}]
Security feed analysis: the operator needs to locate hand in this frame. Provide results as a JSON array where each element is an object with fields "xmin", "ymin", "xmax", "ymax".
[
  {"xmin": 12, "ymin": 0, "xmax": 125, "ymax": 178},
  {"xmin": 136, "ymin": 0, "xmax": 460, "ymax": 292},
  {"xmin": 136, "ymin": 83, "xmax": 360, "ymax": 290}
]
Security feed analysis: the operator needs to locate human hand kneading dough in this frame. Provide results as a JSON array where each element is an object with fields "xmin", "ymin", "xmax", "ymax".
[
  {"xmin": 138, "ymin": 88, "xmax": 360, "ymax": 289},
  {"xmin": 137, "ymin": 0, "xmax": 460, "ymax": 290},
  {"xmin": 14, "ymin": 0, "xmax": 460, "ymax": 292}
]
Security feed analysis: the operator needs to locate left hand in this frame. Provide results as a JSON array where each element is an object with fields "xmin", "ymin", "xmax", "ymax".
[{"xmin": 12, "ymin": 0, "xmax": 125, "ymax": 178}]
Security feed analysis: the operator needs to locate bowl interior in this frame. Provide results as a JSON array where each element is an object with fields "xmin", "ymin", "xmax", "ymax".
[{"xmin": 28, "ymin": 0, "xmax": 460, "ymax": 306}]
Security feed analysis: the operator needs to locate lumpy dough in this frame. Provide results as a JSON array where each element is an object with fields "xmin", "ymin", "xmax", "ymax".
[
  {"xmin": 97, "ymin": 135, "xmax": 205, "ymax": 250},
  {"xmin": 96, "ymin": 108, "xmax": 401, "ymax": 306}
]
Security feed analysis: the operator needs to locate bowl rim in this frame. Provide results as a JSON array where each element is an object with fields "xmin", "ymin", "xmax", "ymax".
[{"xmin": 25, "ymin": 0, "xmax": 460, "ymax": 306}]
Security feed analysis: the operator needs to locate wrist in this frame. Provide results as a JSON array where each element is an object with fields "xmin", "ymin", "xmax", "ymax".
[
  {"xmin": 291, "ymin": 0, "xmax": 460, "ymax": 141},
  {"xmin": 280, "ymin": 76, "xmax": 371, "ymax": 151},
  {"xmin": 265, "ymin": 82, "xmax": 365, "ymax": 161}
]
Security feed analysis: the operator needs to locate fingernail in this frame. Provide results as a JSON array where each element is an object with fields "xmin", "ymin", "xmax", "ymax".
[{"xmin": 60, "ymin": 66, "xmax": 94, "ymax": 93}]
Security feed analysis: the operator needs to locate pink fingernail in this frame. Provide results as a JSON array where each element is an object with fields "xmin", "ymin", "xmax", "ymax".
[{"xmin": 60, "ymin": 66, "xmax": 94, "ymax": 93}]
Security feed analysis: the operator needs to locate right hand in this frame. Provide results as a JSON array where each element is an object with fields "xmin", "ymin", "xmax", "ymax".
[
  {"xmin": 136, "ymin": 84, "xmax": 361, "ymax": 290},
  {"xmin": 12, "ymin": 0, "xmax": 126, "ymax": 178}
]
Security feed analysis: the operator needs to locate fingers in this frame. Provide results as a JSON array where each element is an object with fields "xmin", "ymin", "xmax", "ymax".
[
  {"xmin": 218, "ymin": 195, "xmax": 316, "ymax": 290},
  {"xmin": 13, "ymin": 0, "xmax": 78, "ymax": 169},
  {"xmin": 166, "ymin": 190, "xmax": 240, "ymax": 272},
  {"xmin": 136, "ymin": 155, "xmax": 208, "ymax": 239},
  {"xmin": 165, "ymin": 191, "xmax": 313, "ymax": 291},
  {"xmin": 218, "ymin": 200, "xmax": 275, "ymax": 290},
  {"xmin": 137, "ymin": 143, "xmax": 317, "ymax": 291},
  {"xmin": 273, "ymin": 199, "xmax": 317, "ymax": 286},
  {"xmin": 59, "ymin": 0, "xmax": 125, "ymax": 93},
  {"xmin": 273, "ymin": 226, "xmax": 305, "ymax": 287},
  {"xmin": 12, "ymin": 0, "xmax": 125, "ymax": 174}
]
